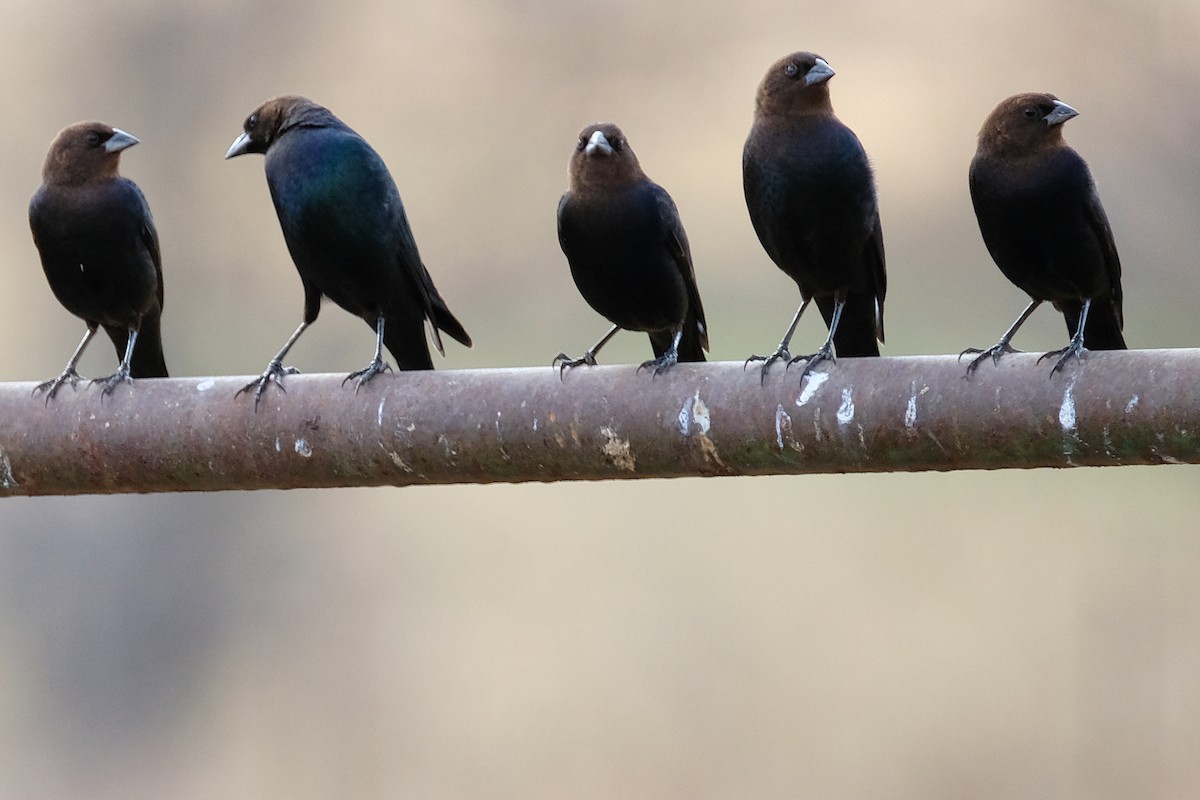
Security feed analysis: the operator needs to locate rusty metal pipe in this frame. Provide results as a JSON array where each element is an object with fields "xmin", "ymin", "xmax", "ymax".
[{"xmin": 1, "ymin": 350, "xmax": 1197, "ymax": 496}]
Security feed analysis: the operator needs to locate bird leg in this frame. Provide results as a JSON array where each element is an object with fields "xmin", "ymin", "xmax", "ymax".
[
  {"xmin": 637, "ymin": 330, "xmax": 682, "ymax": 378},
  {"xmin": 92, "ymin": 327, "xmax": 140, "ymax": 399},
  {"xmin": 237, "ymin": 321, "xmax": 307, "ymax": 410},
  {"xmin": 553, "ymin": 324, "xmax": 620, "ymax": 379},
  {"xmin": 960, "ymin": 299, "xmax": 1042, "ymax": 377},
  {"xmin": 33, "ymin": 326, "xmax": 98, "ymax": 403},
  {"xmin": 745, "ymin": 298, "xmax": 810, "ymax": 384},
  {"xmin": 1038, "ymin": 296, "xmax": 1091, "ymax": 376},
  {"xmin": 343, "ymin": 315, "xmax": 394, "ymax": 391},
  {"xmin": 786, "ymin": 295, "xmax": 841, "ymax": 383}
]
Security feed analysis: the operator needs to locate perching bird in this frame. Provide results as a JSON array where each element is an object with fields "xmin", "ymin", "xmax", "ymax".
[
  {"xmin": 554, "ymin": 123, "xmax": 708, "ymax": 376},
  {"xmin": 29, "ymin": 122, "xmax": 168, "ymax": 400},
  {"xmin": 226, "ymin": 95, "xmax": 471, "ymax": 408},
  {"xmin": 743, "ymin": 51, "xmax": 886, "ymax": 383},
  {"xmin": 963, "ymin": 92, "xmax": 1125, "ymax": 376}
]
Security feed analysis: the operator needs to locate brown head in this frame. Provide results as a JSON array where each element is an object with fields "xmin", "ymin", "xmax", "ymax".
[
  {"xmin": 753, "ymin": 51, "xmax": 837, "ymax": 120},
  {"xmin": 40, "ymin": 122, "xmax": 138, "ymax": 186},
  {"xmin": 567, "ymin": 123, "xmax": 647, "ymax": 191},
  {"xmin": 976, "ymin": 92, "xmax": 1078, "ymax": 159},
  {"xmin": 225, "ymin": 95, "xmax": 332, "ymax": 158}
]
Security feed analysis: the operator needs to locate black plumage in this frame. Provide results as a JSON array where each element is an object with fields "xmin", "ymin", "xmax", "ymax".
[
  {"xmin": 29, "ymin": 122, "xmax": 168, "ymax": 400},
  {"xmin": 555, "ymin": 122, "xmax": 708, "ymax": 376},
  {"xmin": 742, "ymin": 51, "xmax": 886, "ymax": 383},
  {"xmin": 226, "ymin": 95, "xmax": 471, "ymax": 407},
  {"xmin": 964, "ymin": 92, "xmax": 1125, "ymax": 376}
]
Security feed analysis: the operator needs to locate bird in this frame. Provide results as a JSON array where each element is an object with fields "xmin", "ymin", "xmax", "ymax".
[
  {"xmin": 742, "ymin": 51, "xmax": 886, "ymax": 384},
  {"xmin": 554, "ymin": 122, "xmax": 708, "ymax": 377},
  {"xmin": 29, "ymin": 122, "xmax": 168, "ymax": 401},
  {"xmin": 963, "ymin": 92, "xmax": 1125, "ymax": 376},
  {"xmin": 225, "ymin": 95, "xmax": 471, "ymax": 408}
]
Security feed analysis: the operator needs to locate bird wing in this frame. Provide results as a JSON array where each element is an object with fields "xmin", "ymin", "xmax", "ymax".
[
  {"xmin": 1083, "ymin": 184, "xmax": 1123, "ymax": 329},
  {"xmin": 654, "ymin": 187, "xmax": 709, "ymax": 351}
]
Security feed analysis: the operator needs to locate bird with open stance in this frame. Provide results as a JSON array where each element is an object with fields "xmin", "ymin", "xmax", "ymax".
[
  {"xmin": 554, "ymin": 122, "xmax": 708, "ymax": 377},
  {"xmin": 29, "ymin": 122, "xmax": 168, "ymax": 401},
  {"xmin": 962, "ymin": 92, "xmax": 1125, "ymax": 377},
  {"xmin": 742, "ymin": 51, "xmax": 886, "ymax": 385},
  {"xmin": 226, "ymin": 95, "xmax": 471, "ymax": 409}
]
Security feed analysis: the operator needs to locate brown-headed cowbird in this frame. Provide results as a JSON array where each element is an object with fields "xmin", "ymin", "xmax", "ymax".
[
  {"xmin": 226, "ymin": 96, "xmax": 471, "ymax": 408},
  {"xmin": 29, "ymin": 122, "xmax": 168, "ymax": 400},
  {"xmin": 743, "ymin": 52, "xmax": 886, "ymax": 383},
  {"xmin": 554, "ymin": 123, "xmax": 708, "ymax": 376},
  {"xmin": 963, "ymin": 93, "xmax": 1125, "ymax": 376}
]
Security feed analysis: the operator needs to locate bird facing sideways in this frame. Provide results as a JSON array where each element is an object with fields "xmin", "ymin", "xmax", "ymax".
[
  {"xmin": 29, "ymin": 122, "xmax": 168, "ymax": 401},
  {"xmin": 226, "ymin": 95, "xmax": 471, "ymax": 408},
  {"xmin": 742, "ymin": 51, "xmax": 886, "ymax": 384},
  {"xmin": 555, "ymin": 122, "xmax": 708, "ymax": 376},
  {"xmin": 963, "ymin": 92, "xmax": 1125, "ymax": 376}
]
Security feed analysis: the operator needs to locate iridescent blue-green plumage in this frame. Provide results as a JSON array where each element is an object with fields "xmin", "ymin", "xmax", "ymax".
[{"xmin": 227, "ymin": 96, "xmax": 470, "ymax": 405}]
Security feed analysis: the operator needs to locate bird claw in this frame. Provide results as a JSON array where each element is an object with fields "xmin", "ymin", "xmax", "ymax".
[
  {"xmin": 32, "ymin": 367, "xmax": 87, "ymax": 404},
  {"xmin": 552, "ymin": 351, "xmax": 597, "ymax": 379},
  {"xmin": 91, "ymin": 365, "xmax": 133, "ymax": 400},
  {"xmin": 636, "ymin": 350, "xmax": 678, "ymax": 378},
  {"xmin": 960, "ymin": 342, "xmax": 1021, "ymax": 377},
  {"xmin": 342, "ymin": 357, "xmax": 393, "ymax": 392},
  {"xmin": 786, "ymin": 344, "xmax": 835, "ymax": 384},
  {"xmin": 744, "ymin": 348, "xmax": 793, "ymax": 385},
  {"xmin": 1038, "ymin": 341, "xmax": 1088, "ymax": 377},
  {"xmin": 236, "ymin": 360, "xmax": 300, "ymax": 411}
]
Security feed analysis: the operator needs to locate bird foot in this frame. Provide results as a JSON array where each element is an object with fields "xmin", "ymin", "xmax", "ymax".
[
  {"xmin": 786, "ymin": 343, "xmax": 835, "ymax": 384},
  {"xmin": 32, "ymin": 367, "xmax": 87, "ymax": 404},
  {"xmin": 92, "ymin": 364, "xmax": 133, "ymax": 399},
  {"xmin": 1038, "ymin": 340, "xmax": 1088, "ymax": 377},
  {"xmin": 636, "ymin": 349, "xmax": 678, "ymax": 378},
  {"xmin": 744, "ymin": 347, "xmax": 793, "ymax": 385},
  {"xmin": 960, "ymin": 341, "xmax": 1021, "ymax": 377},
  {"xmin": 342, "ymin": 356, "xmax": 393, "ymax": 392},
  {"xmin": 236, "ymin": 359, "xmax": 300, "ymax": 411},
  {"xmin": 552, "ymin": 350, "xmax": 598, "ymax": 379}
]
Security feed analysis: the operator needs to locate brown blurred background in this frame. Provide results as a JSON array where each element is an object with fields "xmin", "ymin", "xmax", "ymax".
[{"xmin": 2, "ymin": 1, "xmax": 1200, "ymax": 797}]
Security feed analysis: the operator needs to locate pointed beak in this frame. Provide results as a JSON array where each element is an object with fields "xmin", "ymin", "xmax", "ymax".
[
  {"xmin": 104, "ymin": 128, "xmax": 139, "ymax": 153},
  {"xmin": 225, "ymin": 131, "xmax": 253, "ymax": 159},
  {"xmin": 805, "ymin": 57, "xmax": 835, "ymax": 86},
  {"xmin": 1044, "ymin": 100, "xmax": 1079, "ymax": 127},
  {"xmin": 585, "ymin": 130, "xmax": 613, "ymax": 157}
]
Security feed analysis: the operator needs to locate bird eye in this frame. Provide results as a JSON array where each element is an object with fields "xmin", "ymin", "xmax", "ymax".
[
  {"xmin": 1022, "ymin": 107, "xmax": 1038, "ymax": 119},
  {"xmin": 611, "ymin": 137, "xmax": 624, "ymax": 151},
  {"xmin": 247, "ymin": 113, "xmax": 259, "ymax": 129},
  {"xmin": 784, "ymin": 63, "xmax": 800, "ymax": 78},
  {"xmin": 85, "ymin": 131, "xmax": 101, "ymax": 146}
]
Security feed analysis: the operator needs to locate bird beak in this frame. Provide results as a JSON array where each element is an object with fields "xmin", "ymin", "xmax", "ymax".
[
  {"xmin": 585, "ymin": 130, "xmax": 613, "ymax": 157},
  {"xmin": 225, "ymin": 131, "xmax": 253, "ymax": 159},
  {"xmin": 104, "ymin": 128, "xmax": 139, "ymax": 153},
  {"xmin": 1044, "ymin": 100, "xmax": 1078, "ymax": 127},
  {"xmin": 805, "ymin": 57, "xmax": 836, "ymax": 86}
]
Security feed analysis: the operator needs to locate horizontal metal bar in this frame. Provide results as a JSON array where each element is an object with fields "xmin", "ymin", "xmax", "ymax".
[{"xmin": 1, "ymin": 350, "xmax": 1196, "ymax": 496}]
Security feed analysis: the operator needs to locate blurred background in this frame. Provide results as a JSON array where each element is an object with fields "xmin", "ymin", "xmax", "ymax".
[{"xmin": 2, "ymin": 0, "xmax": 1200, "ymax": 797}]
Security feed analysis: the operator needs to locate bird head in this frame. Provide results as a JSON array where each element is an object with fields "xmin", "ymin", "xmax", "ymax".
[
  {"xmin": 977, "ymin": 92, "xmax": 1078, "ymax": 158},
  {"xmin": 40, "ymin": 123, "xmax": 138, "ymax": 185},
  {"xmin": 226, "ymin": 95, "xmax": 324, "ymax": 158},
  {"xmin": 755, "ymin": 51, "xmax": 837, "ymax": 119},
  {"xmin": 568, "ymin": 123, "xmax": 645, "ymax": 189}
]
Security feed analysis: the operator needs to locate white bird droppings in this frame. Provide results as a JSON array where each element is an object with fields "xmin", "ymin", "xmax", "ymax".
[
  {"xmin": 294, "ymin": 438, "xmax": 313, "ymax": 458},
  {"xmin": 195, "ymin": 379, "xmax": 215, "ymax": 392},
  {"xmin": 775, "ymin": 404, "xmax": 792, "ymax": 450},
  {"xmin": 1124, "ymin": 395, "xmax": 1139, "ymax": 414},
  {"xmin": 796, "ymin": 372, "xmax": 829, "ymax": 406},
  {"xmin": 1059, "ymin": 385, "xmax": 1077, "ymax": 433},
  {"xmin": 836, "ymin": 388, "xmax": 855, "ymax": 426},
  {"xmin": 904, "ymin": 381, "xmax": 918, "ymax": 430}
]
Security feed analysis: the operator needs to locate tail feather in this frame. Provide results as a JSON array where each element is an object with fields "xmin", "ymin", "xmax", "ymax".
[
  {"xmin": 815, "ymin": 291, "xmax": 882, "ymax": 358},
  {"xmin": 382, "ymin": 314, "xmax": 435, "ymax": 371},
  {"xmin": 1063, "ymin": 295, "xmax": 1126, "ymax": 350},
  {"xmin": 103, "ymin": 311, "xmax": 168, "ymax": 379}
]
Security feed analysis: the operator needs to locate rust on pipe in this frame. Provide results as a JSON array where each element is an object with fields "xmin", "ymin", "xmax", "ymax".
[{"xmin": 0, "ymin": 350, "xmax": 1198, "ymax": 496}]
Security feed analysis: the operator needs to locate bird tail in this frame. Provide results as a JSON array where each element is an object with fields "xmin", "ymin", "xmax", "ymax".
[
  {"xmin": 1064, "ymin": 295, "xmax": 1126, "ymax": 350},
  {"xmin": 429, "ymin": 294, "xmax": 472, "ymax": 349},
  {"xmin": 676, "ymin": 304, "xmax": 708, "ymax": 363},
  {"xmin": 816, "ymin": 290, "xmax": 882, "ymax": 358},
  {"xmin": 103, "ymin": 311, "xmax": 169, "ymax": 378},
  {"xmin": 382, "ymin": 314, "xmax": 435, "ymax": 371}
]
